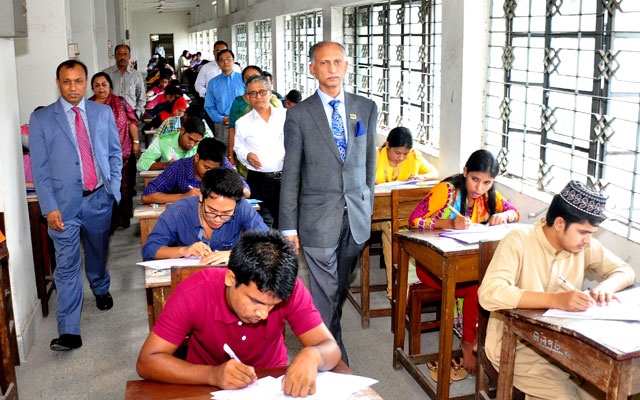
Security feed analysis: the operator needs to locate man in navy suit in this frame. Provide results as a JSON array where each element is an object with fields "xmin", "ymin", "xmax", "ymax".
[
  {"xmin": 279, "ymin": 42, "xmax": 378, "ymax": 364},
  {"xmin": 30, "ymin": 60, "xmax": 122, "ymax": 351}
]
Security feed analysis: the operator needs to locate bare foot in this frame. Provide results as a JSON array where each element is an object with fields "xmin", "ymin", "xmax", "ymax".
[{"xmin": 461, "ymin": 338, "xmax": 477, "ymax": 374}]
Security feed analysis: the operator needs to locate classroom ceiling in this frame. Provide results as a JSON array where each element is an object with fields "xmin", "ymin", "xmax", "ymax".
[{"xmin": 125, "ymin": 0, "xmax": 198, "ymax": 13}]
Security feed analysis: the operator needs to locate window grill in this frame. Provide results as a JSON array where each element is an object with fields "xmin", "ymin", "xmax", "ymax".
[
  {"xmin": 485, "ymin": 0, "xmax": 640, "ymax": 241},
  {"xmin": 283, "ymin": 10, "xmax": 323, "ymax": 98}
]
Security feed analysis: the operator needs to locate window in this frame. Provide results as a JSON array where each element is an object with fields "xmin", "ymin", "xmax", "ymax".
[
  {"xmin": 254, "ymin": 20, "xmax": 272, "ymax": 72},
  {"xmin": 234, "ymin": 23, "xmax": 248, "ymax": 68},
  {"xmin": 485, "ymin": 0, "xmax": 640, "ymax": 241},
  {"xmin": 343, "ymin": 0, "xmax": 442, "ymax": 153},
  {"xmin": 283, "ymin": 10, "xmax": 323, "ymax": 98}
]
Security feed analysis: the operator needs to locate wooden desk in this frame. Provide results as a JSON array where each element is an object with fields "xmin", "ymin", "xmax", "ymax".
[
  {"xmin": 348, "ymin": 183, "xmax": 434, "ymax": 327},
  {"xmin": 125, "ymin": 362, "xmax": 383, "ymax": 400},
  {"xmin": 393, "ymin": 230, "xmax": 479, "ymax": 400},
  {"xmin": 140, "ymin": 169, "xmax": 162, "ymax": 188},
  {"xmin": 133, "ymin": 203, "xmax": 167, "ymax": 246},
  {"xmin": 144, "ymin": 267, "xmax": 172, "ymax": 331},
  {"xmin": 496, "ymin": 309, "xmax": 640, "ymax": 400},
  {"xmin": 27, "ymin": 193, "xmax": 56, "ymax": 317}
]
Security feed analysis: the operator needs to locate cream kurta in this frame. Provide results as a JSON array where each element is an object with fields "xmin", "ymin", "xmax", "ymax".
[{"xmin": 478, "ymin": 219, "xmax": 635, "ymax": 399}]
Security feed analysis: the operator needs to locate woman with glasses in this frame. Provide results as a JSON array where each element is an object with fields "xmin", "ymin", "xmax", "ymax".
[{"xmin": 142, "ymin": 168, "xmax": 268, "ymax": 265}]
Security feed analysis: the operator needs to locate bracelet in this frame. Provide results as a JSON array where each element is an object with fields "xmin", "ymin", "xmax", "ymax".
[{"xmin": 133, "ymin": 140, "xmax": 140, "ymax": 144}]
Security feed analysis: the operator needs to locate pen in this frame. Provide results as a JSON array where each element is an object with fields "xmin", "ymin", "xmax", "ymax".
[
  {"xmin": 223, "ymin": 343, "xmax": 242, "ymax": 363},
  {"xmin": 448, "ymin": 206, "xmax": 464, "ymax": 218},
  {"xmin": 558, "ymin": 275, "xmax": 579, "ymax": 292},
  {"xmin": 187, "ymin": 185, "xmax": 193, "ymax": 189}
]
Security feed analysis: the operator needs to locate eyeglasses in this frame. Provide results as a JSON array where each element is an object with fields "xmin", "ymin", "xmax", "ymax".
[
  {"xmin": 201, "ymin": 203, "xmax": 234, "ymax": 221},
  {"xmin": 219, "ymin": 56, "xmax": 234, "ymax": 62},
  {"xmin": 247, "ymin": 89, "xmax": 270, "ymax": 98}
]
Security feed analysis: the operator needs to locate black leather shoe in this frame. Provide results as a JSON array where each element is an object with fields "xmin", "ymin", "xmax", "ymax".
[
  {"xmin": 50, "ymin": 334, "xmax": 82, "ymax": 351},
  {"xmin": 95, "ymin": 292, "xmax": 113, "ymax": 310}
]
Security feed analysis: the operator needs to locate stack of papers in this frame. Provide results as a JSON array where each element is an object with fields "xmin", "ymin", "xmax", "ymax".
[
  {"xmin": 438, "ymin": 223, "xmax": 517, "ymax": 244},
  {"xmin": 211, "ymin": 371, "xmax": 377, "ymax": 400}
]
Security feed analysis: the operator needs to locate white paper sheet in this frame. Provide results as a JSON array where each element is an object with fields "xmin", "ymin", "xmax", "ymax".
[
  {"xmin": 136, "ymin": 257, "xmax": 201, "ymax": 270},
  {"xmin": 543, "ymin": 286, "xmax": 640, "ymax": 321},
  {"xmin": 210, "ymin": 371, "xmax": 378, "ymax": 400}
]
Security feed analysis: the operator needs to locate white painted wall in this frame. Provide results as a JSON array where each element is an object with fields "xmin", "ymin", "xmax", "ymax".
[{"xmin": 130, "ymin": 11, "xmax": 191, "ymax": 74}]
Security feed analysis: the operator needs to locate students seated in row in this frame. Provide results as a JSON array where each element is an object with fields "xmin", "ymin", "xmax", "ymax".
[
  {"xmin": 137, "ymin": 118, "xmax": 206, "ymax": 171},
  {"xmin": 141, "ymin": 138, "xmax": 250, "ymax": 204},
  {"xmin": 372, "ymin": 127, "xmax": 439, "ymax": 298},
  {"xmin": 409, "ymin": 149, "xmax": 520, "ymax": 373},
  {"xmin": 479, "ymin": 180, "xmax": 635, "ymax": 399},
  {"xmin": 154, "ymin": 104, "xmax": 213, "ymax": 139},
  {"xmin": 136, "ymin": 230, "xmax": 342, "ymax": 395},
  {"xmin": 142, "ymin": 168, "xmax": 267, "ymax": 266}
]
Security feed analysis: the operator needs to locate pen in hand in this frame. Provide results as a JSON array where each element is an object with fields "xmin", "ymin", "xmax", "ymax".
[
  {"xmin": 448, "ymin": 206, "xmax": 463, "ymax": 218},
  {"xmin": 558, "ymin": 275, "xmax": 579, "ymax": 292},
  {"xmin": 223, "ymin": 343, "xmax": 242, "ymax": 363}
]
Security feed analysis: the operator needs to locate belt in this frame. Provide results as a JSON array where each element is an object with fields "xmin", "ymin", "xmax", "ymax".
[
  {"xmin": 83, "ymin": 185, "xmax": 104, "ymax": 197},
  {"xmin": 251, "ymin": 170, "xmax": 282, "ymax": 180}
]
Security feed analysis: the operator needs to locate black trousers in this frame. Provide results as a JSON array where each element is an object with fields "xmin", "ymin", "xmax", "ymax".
[{"xmin": 246, "ymin": 170, "xmax": 281, "ymax": 228}]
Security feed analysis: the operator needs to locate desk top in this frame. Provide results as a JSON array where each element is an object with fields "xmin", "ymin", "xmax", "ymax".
[
  {"xmin": 501, "ymin": 308, "xmax": 640, "ymax": 359},
  {"xmin": 133, "ymin": 203, "xmax": 167, "ymax": 219},
  {"xmin": 395, "ymin": 229, "xmax": 479, "ymax": 256},
  {"xmin": 125, "ymin": 363, "xmax": 382, "ymax": 400},
  {"xmin": 373, "ymin": 180, "xmax": 436, "ymax": 196},
  {"xmin": 140, "ymin": 169, "xmax": 163, "ymax": 178}
]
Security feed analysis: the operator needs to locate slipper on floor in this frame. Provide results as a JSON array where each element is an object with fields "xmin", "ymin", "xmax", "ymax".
[
  {"xmin": 451, "ymin": 357, "xmax": 468, "ymax": 381},
  {"xmin": 426, "ymin": 361, "xmax": 453, "ymax": 383}
]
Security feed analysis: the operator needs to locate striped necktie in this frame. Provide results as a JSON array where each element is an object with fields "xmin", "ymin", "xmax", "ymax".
[
  {"xmin": 329, "ymin": 100, "xmax": 347, "ymax": 162},
  {"xmin": 72, "ymin": 107, "xmax": 98, "ymax": 190}
]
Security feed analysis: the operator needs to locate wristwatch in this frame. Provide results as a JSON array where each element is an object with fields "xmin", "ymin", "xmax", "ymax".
[{"xmin": 133, "ymin": 140, "xmax": 140, "ymax": 144}]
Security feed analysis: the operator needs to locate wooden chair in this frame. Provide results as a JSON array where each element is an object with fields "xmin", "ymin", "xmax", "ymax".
[
  {"xmin": 346, "ymin": 229, "xmax": 387, "ymax": 329},
  {"xmin": 389, "ymin": 186, "xmax": 442, "ymax": 352},
  {"xmin": 475, "ymin": 239, "xmax": 524, "ymax": 400},
  {"xmin": 170, "ymin": 265, "xmax": 209, "ymax": 291}
]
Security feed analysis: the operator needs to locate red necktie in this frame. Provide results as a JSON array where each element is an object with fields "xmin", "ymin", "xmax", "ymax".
[{"xmin": 72, "ymin": 107, "xmax": 98, "ymax": 190}]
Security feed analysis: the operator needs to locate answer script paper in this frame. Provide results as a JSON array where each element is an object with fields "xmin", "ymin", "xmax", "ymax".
[
  {"xmin": 210, "ymin": 371, "xmax": 378, "ymax": 400},
  {"xmin": 543, "ymin": 286, "xmax": 640, "ymax": 321},
  {"xmin": 136, "ymin": 257, "xmax": 201, "ymax": 270}
]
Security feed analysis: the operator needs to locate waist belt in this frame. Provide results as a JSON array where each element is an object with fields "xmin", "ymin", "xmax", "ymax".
[
  {"xmin": 252, "ymin": 170, "xmax": 282, "ymax": 180},
  {"xmin": 83, "ymin": 185, "xmax": 104, "ymax": 197}
]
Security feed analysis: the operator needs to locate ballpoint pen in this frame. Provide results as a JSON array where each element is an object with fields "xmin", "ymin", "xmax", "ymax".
[
  {"xmin": 558, "ymin": 275, "xmax": 579, "ymax": 292},
  {"xmin": 448, "ymin": 207, "xmax": 463, "ymax": 218},
  {"xmin": 223, "ymin": 343, "xmax": 242, "ymax": 363}
]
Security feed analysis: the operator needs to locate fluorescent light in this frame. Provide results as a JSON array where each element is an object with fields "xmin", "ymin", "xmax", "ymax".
[{"xmin": 211, "ymin": 1, "xmax": 217, "ymax": 4}]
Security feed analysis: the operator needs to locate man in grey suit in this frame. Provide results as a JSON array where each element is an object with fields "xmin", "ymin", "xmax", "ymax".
[
  {"xmin": 279, "ymin": 41, "xmax": 378, "ymax": 364},
  {"xmin": 30, "ymin": 60, "xmax": 122, "ymax": 351}
]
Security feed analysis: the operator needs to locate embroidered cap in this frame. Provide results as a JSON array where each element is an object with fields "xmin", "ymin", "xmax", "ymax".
[{"xmin": 559, "ymin": 180, "xmax": 606, "ymax": 219}]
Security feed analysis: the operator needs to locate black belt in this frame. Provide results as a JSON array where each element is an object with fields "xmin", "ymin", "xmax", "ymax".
[
  {"xmin": 251, "ymin": 170, "xmax": 282, "ymax": 180},
  {"xmin": 83, "ymin": 185, "xmax": 104, "ymax": 197}
]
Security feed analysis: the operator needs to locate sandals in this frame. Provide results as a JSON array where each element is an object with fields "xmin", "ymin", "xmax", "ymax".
[{"xmin": 426, "ymin": 358, "xmax": 468, "ymax": 383}]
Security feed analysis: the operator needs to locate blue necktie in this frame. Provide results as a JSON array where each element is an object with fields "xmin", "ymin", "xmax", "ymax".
[{"xmin": 329, "ymin": 100, "xmax": 347, "ymax": 162}]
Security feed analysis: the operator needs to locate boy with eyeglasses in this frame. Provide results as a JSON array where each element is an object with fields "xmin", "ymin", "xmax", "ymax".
[{"xmin": 142, "ymin": 168, "xmax": 267, "ymax": 265}]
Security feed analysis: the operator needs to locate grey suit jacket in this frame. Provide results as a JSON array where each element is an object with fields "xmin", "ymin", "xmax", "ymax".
[
  {"xmin": 29, "ymin": 98, "xmax": 123, "ymax": 220},
  {"xmin": 279, "ymin": 90, "xmax": 378, "ymax": 247}
]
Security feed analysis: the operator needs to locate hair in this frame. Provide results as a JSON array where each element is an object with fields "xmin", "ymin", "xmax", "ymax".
[
  {"xmin": 164, "ymin": 84, "xmax": 183, "ymax": 97},
  {"xmin": 114, "ymin": 44, "xmax": 131, "ymax": 54},
  {"xmin": 90, "ymin": 72, "xmax": 113, "ymax": 90},
  {"xmin": 384, "ymin": 127, "xmax": 413, "ymax": 149},
  {"xmin": 185, "ymin": 104, "xmax": 205, "ymax": 120},
  {"xmin": 200, "ymin": 168, "xmax": 245, "ymax": 202},
  {"xmin": 262, "ymin": 71, "xmax": 273, "ymax": 80},
  {"xmin": 56, "ymin": 60, "xmax": 88, "ymax": 79},
  {"xmin": 228, "ymin": 230, "xmax": 298, "ymax": 301},
  {"xmin": 196, "ymin": 137, "xmax": 226, "ymax": 163},
  {"xmin": 242, "ymin": 65, "xmax": 263, "ymax": 82},
  {"xmin": 182, "ymin": 117, "xmax": 205, "ymax": 136},
  {"xmin": 309, "ymin": 41, "xmax": 345, "ymax": 62},
  {"xmin": 245, "ymin": 75, "xmax": 272, "ymax": 92},
  {"xmin": 181, "ymin": 50, "xmax": 190, "ymax": 57},
  {"xmin": 545, "ymin": 194, "xmax": 606, "ymax": 228},
  {"xmin": 285, "ymin": 90, "xmax": 302, "ymax": 104},
  {"xmin": 443, "ymin": 149, "xmax": 500, "ymax": 217},
  {"xmin": 217, "ymin": 49, "xmax": 235, "ymax": 62},
  {"xmin": 213, "ymin": 40, "xmax": 229, "ymax": 49}
]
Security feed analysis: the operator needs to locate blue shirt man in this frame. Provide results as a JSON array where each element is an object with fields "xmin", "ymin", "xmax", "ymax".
[{"xmin": 142, "ymin": 168, "xmax": 267, "ymax": 266}]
